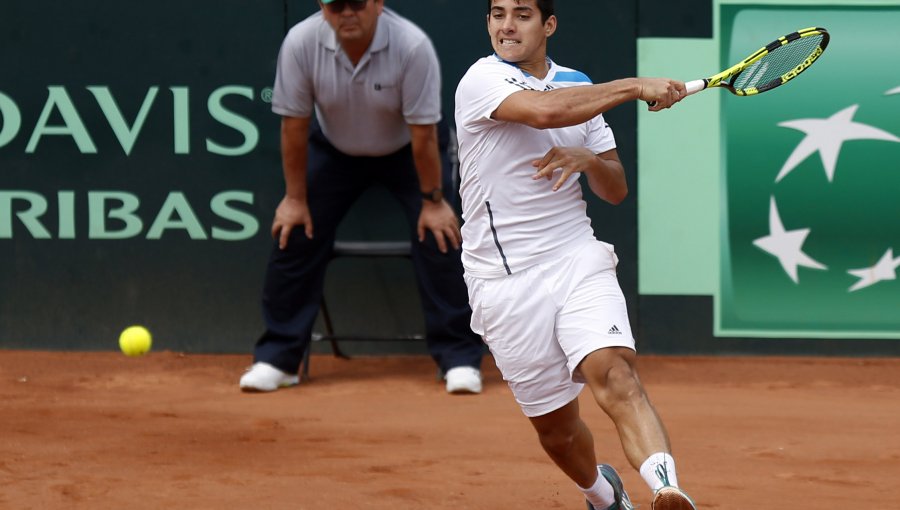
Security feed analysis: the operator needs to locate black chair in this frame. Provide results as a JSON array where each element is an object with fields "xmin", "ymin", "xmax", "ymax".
[{"xmin": 300, "ymin": 240, "xmax": 425, "ymax": 381}]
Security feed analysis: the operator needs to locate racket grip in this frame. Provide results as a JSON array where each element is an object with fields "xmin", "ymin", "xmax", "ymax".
[
  {"xmin": 646, "ymin": 79, "xmax": 708, "ymax": 108},
  {"xmin": 685, "ymin": 79, "xmax": 706, "ymax": 96}
]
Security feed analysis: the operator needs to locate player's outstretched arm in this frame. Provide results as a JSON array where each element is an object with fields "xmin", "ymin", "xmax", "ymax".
[{"xmin": 494, "ymin": 78, "xmax": 685, "ymax": 128}]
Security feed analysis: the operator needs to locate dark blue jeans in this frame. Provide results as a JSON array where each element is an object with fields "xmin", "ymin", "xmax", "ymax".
[{"xmin": 252, "ymin": 121, "xmax": 484, "ymax": 374}]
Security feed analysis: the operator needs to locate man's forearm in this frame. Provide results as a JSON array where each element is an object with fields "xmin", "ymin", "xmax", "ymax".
[
  {"xmin": 585, "ymin": 154, "xmax": 627, "ymax": 205},
  {"xmin": 281, "ymin": 118, "xmax": 310, "ymax": 200},
  {"xmin": 496, "ymin": 78, "xmax": 642, "ymax": 129},
  {"xmin": 409, "ymin": 124, "xmax": 442, "ymax": 193},
  {"xmin": 542, "ymin": 78, "xmax": 642, "ymax": 126}
]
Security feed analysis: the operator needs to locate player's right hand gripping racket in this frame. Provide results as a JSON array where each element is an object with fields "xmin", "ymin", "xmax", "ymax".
[{"xmin": 651, "ymin": 27, "xmax": 830, "ymax": 106}]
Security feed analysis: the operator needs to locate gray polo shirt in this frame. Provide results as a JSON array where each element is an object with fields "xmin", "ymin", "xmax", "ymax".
[{"xmin": 271, "ymin": 8, "xmax": 442, "ymax": 157}]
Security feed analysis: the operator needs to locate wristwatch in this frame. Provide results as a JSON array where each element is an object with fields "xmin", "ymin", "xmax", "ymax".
[{"xmin": 421, "ymin": 188, "xmax": 443, "ymax": 203}]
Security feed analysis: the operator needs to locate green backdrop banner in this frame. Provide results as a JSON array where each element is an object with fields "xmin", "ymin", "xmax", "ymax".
[
  {"xmin": 718, "ymin": 5, "xmax": 900, "ymax": 337},
  {"xmin": 1, "ymin": 1, "xmax": 643, "ymax": 353},
  {"xmin": 0, "ymin": 1, "xmax": 284, "ymax": 351}
]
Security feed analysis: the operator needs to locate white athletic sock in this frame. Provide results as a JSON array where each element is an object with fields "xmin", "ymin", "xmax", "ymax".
[
  {"xmin": 640, "ymin": 452, "xmax": 679, "ymax": 491},
  {"xmin": 578, "ymin": 465, "xmax": 615, "ymax": 509}
]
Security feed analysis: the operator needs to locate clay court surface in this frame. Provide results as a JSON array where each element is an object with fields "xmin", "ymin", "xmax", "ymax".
[{"xmin": 1, "ymin": 351, "xmax": 898, "ymax": 509}]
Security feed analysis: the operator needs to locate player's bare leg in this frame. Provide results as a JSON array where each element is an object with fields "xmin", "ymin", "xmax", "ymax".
[
  {"xmin": 577, "ymin": 347, "xmax": 669, "ymax": 467},
  {"xmin": 578, "ymin": 347, "xmax": 697, "ymax": 509},
  {"xmin": 528, "ymin": 399, "xmax": 598, "ymax": 487},
  {"xmin": 529, "ymin": 398, "xmax": 635, "ymax": 509}
]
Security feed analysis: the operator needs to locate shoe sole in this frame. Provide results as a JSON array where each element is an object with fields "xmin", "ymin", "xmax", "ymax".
[
  {"xmin": 651, "ymin": 487, "xmax": 696, "ymax": 510},
  {"xmin": 239, "ymin": 379, "xmax": 299, "ymax": 393},
  {"xmin": 240, "ymin": 386, "xmax": 274, "ymax": 393},
  {"xmin": 446, "ymin": 386, "xmax": 481, "ymax": 394}
]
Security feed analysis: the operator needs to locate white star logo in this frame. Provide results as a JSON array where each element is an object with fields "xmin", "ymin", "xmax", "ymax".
[
  {"xmin": 753, "ymin": 196, "xmax": 828, "ymax": 283},
  {"xmin": 847, "ymin": 248, "xmax": 900, "ymax": 292},
  {"xmin": 886, "ymin": 86, "xmax": 900, "ymax": 96},
  {"xmin": 775, "ymin": 104, "xmax": 900, "ymax": 183}
]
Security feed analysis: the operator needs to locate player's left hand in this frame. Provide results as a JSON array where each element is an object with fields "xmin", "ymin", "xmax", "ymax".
[
  {"xmin": 418, "ymin": 200, "xmax": 461, "ymax": 253},
  {"xmin": 532, "ymin": 146, "xmax": 598, "ymax": 191}
]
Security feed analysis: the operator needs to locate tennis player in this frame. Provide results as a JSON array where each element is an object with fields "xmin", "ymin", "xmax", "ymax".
[{"xmin": 454, "ymin": 1, "xmax": 695, "ymax": 509}]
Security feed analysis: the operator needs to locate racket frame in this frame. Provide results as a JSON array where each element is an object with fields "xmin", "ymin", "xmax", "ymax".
[{"xmin": 691, "ymin": 26, "xmax": 830, "ymax": 97}]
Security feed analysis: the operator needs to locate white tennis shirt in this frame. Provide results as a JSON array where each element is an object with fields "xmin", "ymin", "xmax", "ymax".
[
  {"xmin": 271, "ymin": 8, "xmax": 442, "ymax": 156},
  {"xmin": 455, "ymin": 55, "xmax": 617, "ymax": 278}
]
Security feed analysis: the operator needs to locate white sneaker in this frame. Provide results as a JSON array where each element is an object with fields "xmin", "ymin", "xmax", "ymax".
[
  {"xmin": 445, "ymin": 366, "xmax": 482, "ymax": 394},
  {"xmin": 239, "ymin": 362, "xmax": 300, "ymax": 392}
]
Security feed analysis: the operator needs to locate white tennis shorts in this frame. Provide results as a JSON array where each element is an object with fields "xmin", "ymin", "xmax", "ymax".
[{"xmin": 464, "ymin": 240, "xmax": 636, "ymax": 418}]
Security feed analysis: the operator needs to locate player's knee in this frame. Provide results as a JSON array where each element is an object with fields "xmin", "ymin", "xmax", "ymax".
[{"xmin": 599, "ymin": 364, "xmax": 644, "ymax": 407}]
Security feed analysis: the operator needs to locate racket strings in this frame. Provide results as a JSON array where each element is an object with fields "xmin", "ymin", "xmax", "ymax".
[{"xmin": 733, "ymin": 34, "xmax": 825, "ymax": 92}]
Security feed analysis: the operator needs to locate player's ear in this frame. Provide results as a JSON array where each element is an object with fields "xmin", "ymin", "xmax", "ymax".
[{"xmin": 544, "ymin": 15, "xmax": 557, "ymax": 37}]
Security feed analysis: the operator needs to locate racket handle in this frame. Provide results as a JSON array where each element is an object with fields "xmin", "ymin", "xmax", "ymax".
[
  {"xmin": 685, "ymin": 79, "xmax": 707, "ymax": 96},
  {"xmin": 646, "ymin": 79, "xmax": 709, "ymax": 108}
]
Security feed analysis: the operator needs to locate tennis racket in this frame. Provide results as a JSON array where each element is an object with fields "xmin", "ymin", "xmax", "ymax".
[{"xmin": 651, "ymin": 27, "xmax": 829, "ymax": 106}]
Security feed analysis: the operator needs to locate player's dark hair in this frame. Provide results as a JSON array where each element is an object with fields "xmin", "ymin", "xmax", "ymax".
[{"xmin": 487, "ymin": 0, "xmax": 555, "ymax": 23}]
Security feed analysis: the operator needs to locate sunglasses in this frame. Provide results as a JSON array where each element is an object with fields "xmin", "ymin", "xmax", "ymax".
[{"xmin": 325, "ymin": 0, "xmax": 369, "ymax": 13}]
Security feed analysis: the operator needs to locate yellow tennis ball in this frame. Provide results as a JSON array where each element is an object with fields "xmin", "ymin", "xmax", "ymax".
[{"xmin": 119, "ymin": 325, "xmax": 152, "ymax": 357}]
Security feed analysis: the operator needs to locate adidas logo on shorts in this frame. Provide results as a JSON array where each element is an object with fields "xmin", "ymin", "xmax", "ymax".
[{"xmin": 608, "ymin": 325, "xmax": 622, "ymax": 335}]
